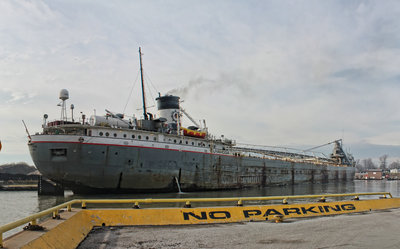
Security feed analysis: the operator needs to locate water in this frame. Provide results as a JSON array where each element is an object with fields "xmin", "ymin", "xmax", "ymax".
[{"xmin": 1, "ymin": 180, "xmax": 400, "ymax": 238}]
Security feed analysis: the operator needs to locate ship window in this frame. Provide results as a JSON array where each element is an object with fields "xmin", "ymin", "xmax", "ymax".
[
  {"xmin": 88, "ymin": 130, "xmax": 92, "ymax": 136},
  {"xmin": 105, "ymin": 132, "xmax": 109, "ymax": 137},
  {"xmin": 153, "ymin": 137, "xmax": 157, "ymax": 141},
  {"xmin": 123, "ymin": 134, "xmax": 127, "ymax": 138},
  {"xmin": 174, "ymin": 139, "xmax": 176, "ymax": 143},
  {"xmin": 113, "ymin": 133, "xmax": 117, "ymax": 137},
  {"xmin": 192, "ymin": 142, "xmax": 194, "ymax": 145},
  {"xmin": 138, "ymin": 135, "xmax": 141, "ymax": 139},
  {"xmin": 198, "ymin": 143, "xmax": 201, "ymax": 146},
  {"xmin": 146, "ymin": 136, "xmax": 149, "ymax": 140},
  {"xmin": 99, "ymin": 132, "xmax": 103, "ymax": 136},
  {"xmin": 185, "ymin": 141, "xmax": 188, "ymax": 144},
  {"xmin": 179, "ymin": 140, "xmax": 182, "ymax": 144},
  {"xmin": 132, "ymin": 135, "xmax": 135, "ymax": 139}
]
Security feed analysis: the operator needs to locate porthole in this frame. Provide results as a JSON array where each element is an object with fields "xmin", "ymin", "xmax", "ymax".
[
  {"xmin": 99, "ymin": 132, "xmax": 103, "ymax": 136},
  {"xmin": 146, "ymin": 136, "xmax": 149, "ymax": 140},
  {"xmin": 174, "ymin": 139, "xmax": 177, "ymax": 143},
  {"xmin": 123, "ymin": 134, "xmax": 127, "ymax": 138},
  {"xmin": 132, "ymin": 135, "xmax": 135, "ymax": 139},
  {"xmin": 105, "ymin": 132, "xmax": 109, "ymax": 137},
  {"xmin": 179, "ymin": 140, "xmax": 182, "ymax": 144},
  {"xmin": 185, "ymin": 141, "xmax": 188, "ymax": 144},
  {"xmin": 113, "ymin": 133, "xmax": 117, "ymax": 137},
  {"xmin": 192, "ymin": 142, "xmax": 194, "ymax": 145},
  {"xmin": 153, "ymin": 137, "xmax": 157, "ymax": 141},
  {"xmin": 138, "ymin": 135, "xmax": 141, "ymax": 139}
]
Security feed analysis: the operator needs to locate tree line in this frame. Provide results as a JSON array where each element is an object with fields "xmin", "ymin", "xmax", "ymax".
[{"xmin": 355, "ymin": 154, "xmax": 400, "ymax": 172}]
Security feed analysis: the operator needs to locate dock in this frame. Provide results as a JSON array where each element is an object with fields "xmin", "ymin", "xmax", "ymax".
[
  {"xmin": 1, "ymin": 192, "xmax": 399, "ymax": 249},
  {"xmin": 79, "ymin": 208, "xmax": 400, "ymax": 249}
]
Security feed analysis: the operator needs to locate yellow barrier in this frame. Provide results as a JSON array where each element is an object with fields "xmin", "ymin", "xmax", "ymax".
[{"xmin": 0, "ymin": 192, "xmax": 395, "ymax": 248}]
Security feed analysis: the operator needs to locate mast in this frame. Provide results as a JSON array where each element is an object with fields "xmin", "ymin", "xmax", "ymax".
[{"xmin": 139, "ymin": 47, "xmax": 148, "ymax": 120}]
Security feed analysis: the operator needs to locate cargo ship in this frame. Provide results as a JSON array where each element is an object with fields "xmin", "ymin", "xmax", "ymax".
[{"xmin": 28, "ymin": 48, "xmax": 356, "ymax": 194}]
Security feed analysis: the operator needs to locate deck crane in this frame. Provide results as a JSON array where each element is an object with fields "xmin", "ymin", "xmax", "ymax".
[
  {"xmin": 180, "ymin": 108, "xmax": 201, "ymax": 129},
  {"xmin": 305, "ymin": 139, "xmax": 353, "ymax": 166},
  {"xmin": 304, "ymin": 139, "xmax": 343, "ymax": 152}
]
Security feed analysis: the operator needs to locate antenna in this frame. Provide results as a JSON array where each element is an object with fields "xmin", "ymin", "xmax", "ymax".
[
  {"xmin": 59, "ymin": 89, "xmax": 69, "ymax": 121},
  {"xmin": 70, "ymin": 104, "xmax": 75, "ymax": 122}
]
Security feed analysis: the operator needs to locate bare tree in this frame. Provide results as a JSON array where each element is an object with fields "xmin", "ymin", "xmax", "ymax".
[
  {"xmin": 389, "ymin": 160, "xmax": 400, "ymax": 169},
  {"xmin": 355, "ymin": 159, "xmax": 365, "ymax": 172},
  {"xmin": 362, "ymin": 158, "xmax": 376, "ymax": 170},
  {"xmin": 379, "ymin": 154, "xmax": 388, "ymax": 170}
]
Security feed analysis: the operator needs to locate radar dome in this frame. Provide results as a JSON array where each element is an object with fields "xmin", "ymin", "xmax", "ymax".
[{"xmin": 59, "ymin": 89, "xmax": 69, "ymax": 101}]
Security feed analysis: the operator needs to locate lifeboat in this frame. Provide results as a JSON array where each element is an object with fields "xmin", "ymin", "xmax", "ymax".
[{"xmin": 181, "ymin": 127, "xmax": 206, "ymax": 139}]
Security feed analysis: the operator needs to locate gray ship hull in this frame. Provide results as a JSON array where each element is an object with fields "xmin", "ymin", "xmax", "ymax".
[{"xmin": 29, "ymin": 134, "xmax": 355, "ymax": 194}]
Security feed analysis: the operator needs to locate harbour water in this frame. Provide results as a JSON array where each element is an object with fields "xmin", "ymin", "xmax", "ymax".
[{"xmin": 1, "ymin": 180, "xmax": 400, "ymax": 238}]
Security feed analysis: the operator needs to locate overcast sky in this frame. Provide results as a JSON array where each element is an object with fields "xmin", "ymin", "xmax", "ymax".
[{"xmin": 1, "ymin": 0, "xmax": 400, "ymax": 165}]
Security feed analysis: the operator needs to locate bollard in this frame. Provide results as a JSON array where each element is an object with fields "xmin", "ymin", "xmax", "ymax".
[
  {"xmin": 82, "ymin": 202, "xmax": 87, "ymax": 209},
  {"xmin": 133, "ymin": 202, "xmax": 140, "ymax": 209},
  {"xmin": 184, "ymin": 201, "xmax": 192, "ymax": 208},
  {"xmin": 237, "ymin": 199, "xmax": 243, "ymax": 206},
  {"xmin": 52, "ymin": 210, "xmax": 60, "ymax": 219},
  {"xmin": 67, "ymin": 204, "xmax": 72, "ymax": 212},
  {"xmin": 352, "ymin": 196, "xmax": 360, "ymax": 201},
  {"xmin": 282, "ymin": 199, "xmax": 288, "ymax": 205},
  {"xmin": 318, "ymin": 197, "xmax": 326, "ymax": 202},
  {"xmin": 31, "ymin": 219, "xmax": 37, "ymax": 226}
]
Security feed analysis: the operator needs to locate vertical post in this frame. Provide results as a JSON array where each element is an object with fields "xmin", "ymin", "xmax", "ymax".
[
  {"xmin": 139, "ymin": 47, "xmax": 147, "ymax": 120},
  {"xmin": 31, "ymin": 219, "xmax": 37, "ymax": 226},
  {"xmin": 67, "ymin": 204, "xmax": 72, "ymax": 212},
  {"xmin": 0, "ymin": 233, "xmax": 3, "ymax": 248}
]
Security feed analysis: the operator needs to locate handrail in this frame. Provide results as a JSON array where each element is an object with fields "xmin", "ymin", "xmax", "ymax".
[{"xmin": 0, "ymin": 192, "xmax": 392, "ymax": 247}]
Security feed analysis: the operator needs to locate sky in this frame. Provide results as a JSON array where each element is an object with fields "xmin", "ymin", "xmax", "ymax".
[{"xmin": 1, "ymin": 0, "xmax": 400, "ymax": 165}]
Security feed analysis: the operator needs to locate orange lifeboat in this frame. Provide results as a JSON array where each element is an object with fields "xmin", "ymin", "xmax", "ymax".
[{"xmin": 181, "ymin": 127, "xmax": 206, "ymax": 139}]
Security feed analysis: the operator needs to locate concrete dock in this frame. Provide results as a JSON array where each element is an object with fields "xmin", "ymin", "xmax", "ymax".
[{"xmin": 78, "ymin": 208, "xmax": 400, "ymax": 249}]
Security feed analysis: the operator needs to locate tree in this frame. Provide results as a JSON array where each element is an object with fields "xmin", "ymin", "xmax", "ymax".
[
  {"xmin": 361, "ymin": 158, "xmax": 376, "ymax": 170},
  {"xmin": 389, "ymin": 160, "xmax": 400, "ymax": 169},
  {"xmin": 355, "ymin": 159, "xmax": 365, "ymax": 172},
  {"xmin": 379, "ymin": 154, "xmax": 388, "ymax": 170}
]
